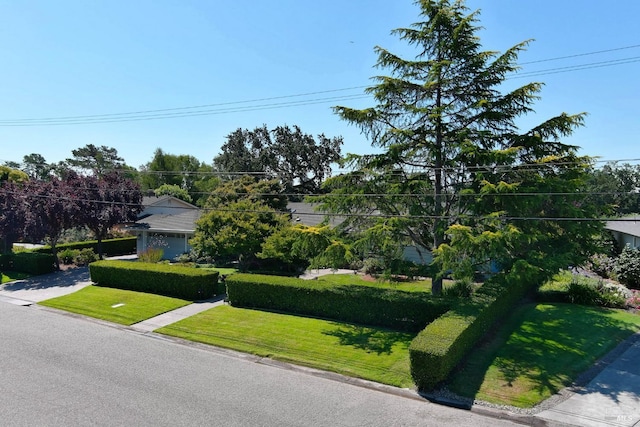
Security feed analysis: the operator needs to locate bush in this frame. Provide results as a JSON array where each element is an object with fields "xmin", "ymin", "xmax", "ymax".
[
  {"xmin": 139, "ymin": 247, "xmax": 164, "ymax": 263},
  {"xmin": 89, "ymin": 260, "xmax": 219, "ymax": 300},
  {"xmin": 75, "ymin": 248, "xmax": 98, "ymax": 266},
  {"xmin": 33, "ymin": 237, "xmax": 137, "ymax": 257},
  {"xmin": 58, "ymin": 248, "xmax": 79, "ymax": 265},
  {"xmin": 614, "ymin": 245, "xmax": 640, "ymax": 289},
  {"xmin": 442, "ymin": 278, "xmax": 474, "ymax": 298},
  {"xmin": 588, "ymin": 253, "xmax": 616, "ymax": 279},
  {"xmin": 567, "ymin": 278, "xmax": 628, "ymax": 308},
  {"xmin": 9, "ymin": 252, "xmax": 56, "ymax": 275},
  {"xmin": 225, "ymin": 273, "xmax": 451, "ymax": 332},
  {"xmin": 409, "ymin": 260, "xmax": 540, "ymax": 391}
]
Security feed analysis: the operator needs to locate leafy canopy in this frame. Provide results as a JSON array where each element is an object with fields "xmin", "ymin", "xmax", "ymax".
[{"xmin": 316, "ymin": 0, "xmax": 605, "ymax": 293}]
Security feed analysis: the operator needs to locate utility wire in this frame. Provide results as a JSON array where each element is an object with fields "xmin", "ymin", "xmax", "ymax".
[
  {"xmin": 0, "ymin": 44, "xmax": 637, "ymax": 127},
  {"xmin": 518, "ymin": 44, "xmax": 640, "ymax": 65},
  {"xmin": 5, "ymin": 188, "xmax": 638, "ymax": 223}
]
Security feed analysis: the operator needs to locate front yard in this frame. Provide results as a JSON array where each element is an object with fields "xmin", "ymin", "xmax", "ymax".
[{"xmin": 36, "ymin": 270, "xmax": 640, "ymax": 408}]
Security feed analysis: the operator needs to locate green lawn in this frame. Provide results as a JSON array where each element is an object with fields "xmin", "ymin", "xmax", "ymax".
[
  {"xmin": 39, "ymin": 286, "xmax": 191, "ymax": 325},
  {"xmin": 1, "ymin": 271, "xmax": 30, "ymax": 284},
  {"xmin": 448, "ymin": 303, "xmax": 640, "ymax": 407},
  {"xmin": 157, "ymin": 305, "xmax": 416, "ymax": 388}
]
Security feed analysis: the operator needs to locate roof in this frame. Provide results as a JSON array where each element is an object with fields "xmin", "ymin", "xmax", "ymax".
[
  {"xmin": 142, "ymin": 195, "xmax": 197, "ymax": 209},
  {"xmin": 130, "ymin": 209, "xmax": 201, "ymax": 233},
  {"xmin": 287, "ymin": 202, "xmax": 344, "ymax": 227},
  {"xmin": 605, "ymin": 217, "xmax": 640, "ymax": 238}
]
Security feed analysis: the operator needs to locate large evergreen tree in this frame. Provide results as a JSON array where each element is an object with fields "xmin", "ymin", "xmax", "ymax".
[{"xmin": 319, "ymin": 0, "xmax": 604, "ymax": 294}]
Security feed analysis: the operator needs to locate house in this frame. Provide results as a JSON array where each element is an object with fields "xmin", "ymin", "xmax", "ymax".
[
  {"xmin": 606, "ymin": 217, "xmax": 640, "ymax": 249},
  {"xmin": 128, "ymin": 196, "xmax": 201, "ymax": 260}
]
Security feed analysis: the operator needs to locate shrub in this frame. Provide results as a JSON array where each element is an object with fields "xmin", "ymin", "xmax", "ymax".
[
  {"xmin": 566, "ymin": 278, "xmax": 602, "ymax": 305},
  {"xmin": 225, "ymin": 273, "xmax": 451, "ymax": 332},
  {"xmin": 58, "ymin": 248, "xmax": 79, "ymax": 265},
  {"xmin": 442, "ymin": 278, "xmax": 474, "ymax": 298},
  {"xmin": 10, "ymin": 252, "xmax": 56, "ymax": 275},
  {"xmin": 33, "ymin": 237, "xmax": 137, "ymax": 257},
  {"xmin": 627, "ymin": 290, "xmax": 640, "ymax": 309},
  {"xmin": 89, "ymin": 260, "xmax": 219, "ymax": 300},
  {"xmin": 75, "ymin": 248, "xmax": 98, "ymax": 266},
  {"xmin": 588, "ymin": 253, "xmax": 616, "ymax": 279},
  {"xmin": 614, "ymin": 245, "xmax": 640, "ymax": 289},
  {"xmin": 138, "ymin": 248, "xmax": 164, "ymax": 263},
  {"xmin": 409, "ymin": 260, "xmax": 540, "ymax": 391}
]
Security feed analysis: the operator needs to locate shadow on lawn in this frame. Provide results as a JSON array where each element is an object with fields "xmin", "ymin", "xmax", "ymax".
[
  {"xmin": 322, "ymin": 324, "xmax": 413, "ymax": 355},
  {"xmin": 450, "ymin": 303, "xmax": 640, "ymax": 405}
]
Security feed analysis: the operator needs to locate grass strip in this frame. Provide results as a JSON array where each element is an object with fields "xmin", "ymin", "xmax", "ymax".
[
  {"xmin": 39, "ymin": 286, "xmax": 191, "ymax": 325},
  {"xmin": 157, "ymin": 305, "xmax": 415, "ymax": 388},
  {"xmin": 448, "ymin": 303, "xmax": 640, "ymax": 407}
]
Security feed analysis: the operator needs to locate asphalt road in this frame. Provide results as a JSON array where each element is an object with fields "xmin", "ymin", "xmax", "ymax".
[{"xmin": 0, "ymin": 303, "xmax": 524, "ymax": 427}]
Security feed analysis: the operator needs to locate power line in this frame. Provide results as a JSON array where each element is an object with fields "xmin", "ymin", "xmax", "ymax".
[
  {"xmin": 0, "ymin": 86, "xmax": 369, "ymax": 123},
  {"xmin": 518, "ymin": 44, "xmax": 640, "ymax": 65},
  {"xmin": 511, "ymin": 56, "xmax": 640, "ymax": 79},
  {"xmin": 0, "ymin": 44, "xmax": 637, "ymax": 127}
]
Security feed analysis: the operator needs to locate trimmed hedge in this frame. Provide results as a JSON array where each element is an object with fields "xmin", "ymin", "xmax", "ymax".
[
  {"xmin": 409, "ymin": 260, "xmax": 542, "ymax": 391},
  {"xmin": 0, "ymin": 252, "xmax": 56, "ymax": 275},
  {"xmin": 89, "ymin": 260, "xmax": 219, "ymax": 300},
  {"xmin": 33, "ymin": 237, "xmax": 137, "ymax": 257},
  {"xmin": 225, "ymin": 273, "xmax": 451, "ymax": 332}
]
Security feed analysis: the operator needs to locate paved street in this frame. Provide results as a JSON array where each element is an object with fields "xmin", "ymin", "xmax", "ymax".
[{"xmin": 0, "ymin": 302, "xmax": 523, "ymax": 427}]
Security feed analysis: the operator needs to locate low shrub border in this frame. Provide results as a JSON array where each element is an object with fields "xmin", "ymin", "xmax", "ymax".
[
  {"xmin": 409, "ymin": 260, "xmax": 541, "ymax": 391},
  {"xmin": 0, "ymin": 252, "xmax": 56, "ymax": 275},
  {"xmin": 89, "ymin": 260, "xmax": 219, "ymax": 300},
  {"xmin": 33, "ymin": 237, "xmax": 137, "ymax": 257},
  {"xmin": 225, "ymin": 273, "xmax": 451, "ymax": 332}
]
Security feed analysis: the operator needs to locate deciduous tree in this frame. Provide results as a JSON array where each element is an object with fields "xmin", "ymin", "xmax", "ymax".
[
  {"xmin": 214, "ymin": 125, "xmax": 342, "ymax": 197},
  {"xmin": 70, "ymin": 172, "xmax": 143, "ymax": 258}
]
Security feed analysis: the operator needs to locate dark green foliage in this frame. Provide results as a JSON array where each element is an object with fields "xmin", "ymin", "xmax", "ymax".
[
  {"xmin": 537, "ymin": 271, "xmax": 629, "ymax": 308},
  {"xmin": 614, "ymin": 245, "xmax": 640, "ymax": 289},
  {"xmin": 318, "ymin": 0, "xmax": 603, "ymax": 296},
  {"xmin": 4, "ymin": 252, "xmax": 57, "ymax": 275},
  {"xmin": 213, "ymin": 125, "xmax": 342, "ymax": 197},
  {"xmin": 586, "ymin": 162, "xmax": 640, "ymax": 216},
  {"xmin": 58, "ymin": 248, "xmax": 98, "ymax": 266},
  {"xmin": 409, "ymin": 260, "xmax": 539, "ymax": 391},
  {"xmin": 225, "ymin": 273, "xmax": 451, "ymax": 332},
  {"xmin": 33, "ymin": 237, "xmax": 136, "ymax": 257},
  {"xmin": 89, "ymin": 260, "xmax": 219, "ymax": 300}
]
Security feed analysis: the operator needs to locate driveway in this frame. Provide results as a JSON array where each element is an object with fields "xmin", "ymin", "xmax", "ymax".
[{"xmin": 0, "ymin": 267, "xmax": 91, "ymax": 305}]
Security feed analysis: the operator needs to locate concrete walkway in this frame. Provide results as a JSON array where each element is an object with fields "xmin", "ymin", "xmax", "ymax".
[
  {"xmin": 535, "ymin": 333, "xmax": 640, "ymax": 426},
  {"xmin": 130, "ymin": 296, "xmax": 225, "ymax": 332}
]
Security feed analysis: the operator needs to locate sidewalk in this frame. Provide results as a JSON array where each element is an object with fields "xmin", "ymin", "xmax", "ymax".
[{"xmin": 534, "ymin": 333, "xmax": 640, "ymax": 426}]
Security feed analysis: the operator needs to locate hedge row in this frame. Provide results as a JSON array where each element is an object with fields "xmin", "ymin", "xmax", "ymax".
[
  {"xmin": 225, "ymin": 273, "xmax": 451, "ymax": 332},
  {"xmin": 409, "ymin": 260, "xmax": 542, "ymax": 390},
  {"xmin": 32, "ymin": 237, "xmax": 137, "ymax": 256},
  {"xmin": 0, "ymin": 252, "xmax": 56, "ymax": 275},
  {"xmin": 89, "ymin": 260, "xmax": 219, "ymax": 300}
]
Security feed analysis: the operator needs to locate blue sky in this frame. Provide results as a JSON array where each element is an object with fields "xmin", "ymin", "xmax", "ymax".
[{"xmin": 1, "ymin": 0, "xmax": 639, "ymax": 170}]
